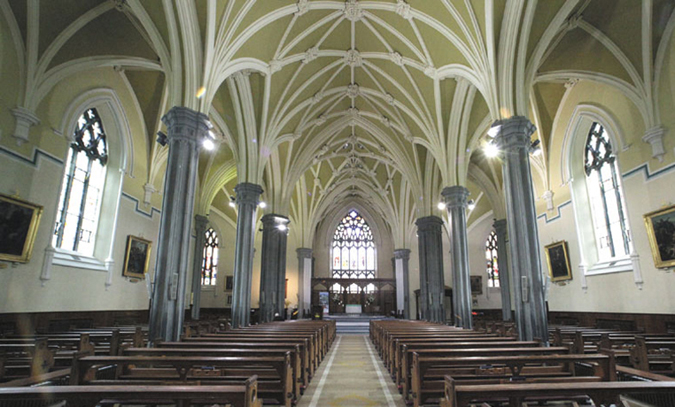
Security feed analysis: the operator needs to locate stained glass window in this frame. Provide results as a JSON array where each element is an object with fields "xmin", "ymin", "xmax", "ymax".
[
  {"xmin": 584, "ymin": 123, "xmax": 632, "ymax": 260},
  {"xmin": 53, "ymin": 108, "xmax": 108, "ymax": 255},
  {"xmin": 485, "ymin": 230, "xmax": 499, "ymax": 288},
  {"xmin": 331, "ymin": 210, "xmax": 376, "ymax": 279},
  {"xmin": 201, "ymin": 228, "xmax": 219, "ymax": 285}
]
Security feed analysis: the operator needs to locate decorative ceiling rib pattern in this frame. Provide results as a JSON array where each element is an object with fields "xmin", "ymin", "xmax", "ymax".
[{"xmin": 2, "ymin": 0, "xmax": 673, "ymax": 248}]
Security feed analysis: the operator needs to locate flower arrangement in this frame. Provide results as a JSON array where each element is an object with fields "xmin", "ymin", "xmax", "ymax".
[{"xmin": 331, "ymin": 293, "xmax": 343, "ymax": 306}]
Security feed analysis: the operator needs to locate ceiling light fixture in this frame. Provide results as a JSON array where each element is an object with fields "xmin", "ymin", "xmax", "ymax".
[
  {"xmin": 229, "ymin": 196, "xmax": 236, "ymax": 208},
  {"xmin": 277, "ymin": 224, "xmax": 287, "ymax": 232},
  {"xmin": 258, "ymin": 201, "xmax": 267, "ymax": 208},
  {"xmin": 484, "ymin": 141, "xmax": 500, "ymax": 158},
  {"xmin": 437, "ymin": 202, "xmax": 446, "ymax": 210},
  {"xmin": 467, "ymin": 199, "xmax": 476, "ymax": 211}
]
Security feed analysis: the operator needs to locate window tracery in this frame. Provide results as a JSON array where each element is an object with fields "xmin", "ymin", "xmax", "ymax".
[
  {"xmin": 331, "ymin": 210, "xmax": 376, "ymax": 279},
  {"xmin": 485, "ymin": 230, "xmax": 499, "ymax": 288},
  {"xmin": 53, "ymin": 108, "xmax": 108, "ymax": 255},
  {"xmin": 584, "ymin": 123, "xmax": 632, "ymax": 260},
  {"xmin": 201, "ymin": 228, "xmax": 219, "ymax": 286}
]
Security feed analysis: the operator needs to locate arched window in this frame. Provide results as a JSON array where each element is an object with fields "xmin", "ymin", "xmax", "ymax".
[
  {"xmin": 201, "ymin": 228, "xmax": 219, "ymax": 285},
  {"xmin": 485, "ymin": 230, "xmax": 499, "ymax": 288},
  {"xmin": 331, "ymin": 210, "xmax": 376, "ymax": 279},
  {"xmin": 53, "ymin": 108, "xmax": 108, "ymax": 256},
  {"xmin": 584, "ymin": 123, "xmax": 632, "ymax": 260}
]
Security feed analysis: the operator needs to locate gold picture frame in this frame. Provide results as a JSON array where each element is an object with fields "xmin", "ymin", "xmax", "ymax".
[
  {"xmin": 0, "ymin": 193, "xmax": 43, "ymax": 263},
  {"xmin": 644, "ymin": 204, "xmax": 675, "ymax": 268},
  {"xmin": 122, "ymin": 235, "xmax": 152, "ymax": 279},
  {"xmin": 545, "ymin": 240, "xmax": 572, "ymax": 282}
]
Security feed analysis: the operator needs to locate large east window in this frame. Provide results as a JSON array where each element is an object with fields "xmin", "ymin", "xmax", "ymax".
[
  {"xmin": 201, "ymin": 228, "xmax": 219, "ymax": 286},
  {"xmin": 485, "ymin": 230, "xmax": 499, "ymax": 288},
  {"xmin": 53, "ymin": 108, "xmax": 108, "ymax": 256},
  {"xmin": 584, "ymin": 122, "xmax": 632, "ymax": 260},
  {"xmin": 331, "ymin": 210, "xmax": 376, "ymax": 279}
]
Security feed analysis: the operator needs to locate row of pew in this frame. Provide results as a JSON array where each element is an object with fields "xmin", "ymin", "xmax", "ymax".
[
  {"xmin": 0, "ymin": 319, "xmax": 335, "ymax": 406},
  {"xmin": 370, "ymin": 319, "xmax": 675, "ymax": 407}
]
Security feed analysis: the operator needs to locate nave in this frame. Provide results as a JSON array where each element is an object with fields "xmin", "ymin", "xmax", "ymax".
[{"xmin": 297, "ymin": 334, "xmax": 405, "ymax": 407}]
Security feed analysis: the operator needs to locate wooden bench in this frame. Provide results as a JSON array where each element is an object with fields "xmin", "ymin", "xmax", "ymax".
[
  {"xmin": 413, "ymin": 353, "xmax": 614, "ymax": 407},
  {"xmin": 396, "ymin": 341, "xmax": 540, "ymax": 392},
  {"xmin": 0, "ymin": 381, "xmax": 261, "ymax": 407},
  {"xmin": 123, "ymin": 346, "xmax": 303, "ymax": 400},
  {"xmin": 72, "ymin": 354, "xmax": 294, "ymax": 406},
  {"xmin": 440, "ymin": 376, "xmax": 675, "ymax": 407},
  {"xmin": 405, "ymin": 346, "xmax": 569, "ymax": 403}
]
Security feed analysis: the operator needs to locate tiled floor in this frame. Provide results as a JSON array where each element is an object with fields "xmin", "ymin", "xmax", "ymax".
[{"xmin": 296, "ymin": 335, "xmax": 407, "ymax": 407}]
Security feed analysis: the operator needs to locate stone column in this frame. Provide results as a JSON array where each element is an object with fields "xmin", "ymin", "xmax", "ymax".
[
  {"xmin": 416, "ymin": 216, "xmax": 445, "ymax": 323},
  {"xmin": 276, "ymin": 218, "xmax": 290, "ymax": 318},
  {"xmin": 149, "ymin": 107, "xmax": 211, "ymax": 343},
  {"xmin": 231, "ymin": 183, "xmax": 263, "ymax": 329},
  {"xmin": 190, "ymin": 215, "xmax": 209, "ymax": 320},
  {"xmin": 259, "ymin": 214, "xmax": 290, "ymax": 323},
  {"xmin": 493, "ymin": 219, "xmax": 512, "ymax": 322},
  {"xmin": 442, "ymin": 186, "xmax": 473, "ymax": 329},
  {"xmin": 493, "ymin": 116, "xmax": 548, "ymax": 343},
  {"xmin": 297, "ymin": 248, "xmax": 313, "ymax": 318},
  {"xmin": 394, "ymin": 249, "xmax": 411, "ymax": 319}
]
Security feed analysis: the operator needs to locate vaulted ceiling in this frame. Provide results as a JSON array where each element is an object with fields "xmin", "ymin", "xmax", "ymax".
[{"xmin": 3, "ymin": 0, "xmax": 674, "ymax": 248}]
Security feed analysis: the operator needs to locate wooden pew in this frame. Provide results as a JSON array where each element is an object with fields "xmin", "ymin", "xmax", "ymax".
[
  {"xmin": 413, "ymin": 353, "xmax": 614, "ymax": 407},
  {"xmin": 157, "ymin": 340, "xmax": 310, "ymax": 390},
  {"xmin": 396, "ymin": 341, "xmax": 540, "ymax": 393},
  {"xmin": 71, "ymin": 354, "xmax": 294, "ymax": 406},
  {"xmin": 440, "ymin": 377, "xmax": 675, "ymax": 407},
  {"xmin": 405, "ymin": 346, "xmax": 569, "ymax": 403},
  {"xmin": 0, "ymin": 381, "xmax": 261, "ymax": 407},
  {"xmin": 184, "ymin": 336, "xmax": 316, "ymax": 377},
  {"xmin": 123, "ymin": 346, "xmax": 303, "ymax": 400}
]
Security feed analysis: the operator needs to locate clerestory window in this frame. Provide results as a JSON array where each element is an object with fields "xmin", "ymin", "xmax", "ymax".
[
  {"xmin": 53, "ymin": 108, "xmax": 108, "ymax": 256},
  {"xmin": 584, "ymin": 122, "xmax": 632, "ymax": 260}
]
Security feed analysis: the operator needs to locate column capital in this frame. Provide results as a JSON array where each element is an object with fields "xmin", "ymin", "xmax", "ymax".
[
  {"xmin": 11, "ymin": 106, "xmax": 40, "ymax": 146},
  {"xmin": 261, "ymin": 213, "xmax": 290, "ymax": 227},
  {"xmin": 441, "ymin": 185, "xmax": 470, "ymax": 208},
  {"xmin": 493, "ymin": 116, "xmax": 536, "ymax": 151},
  {"xmin": 394, "ymin": 248, "xmax": 410, "ymax": 260},
  {"xmin": 234, "ymin": 182, "xmax": 263, "ymax": 205},
  {"xmin": 493, "ymin": 218, "xmax": 507, "ymax": 233},
  {"xmin": 415, "ymin": 215, "xmax": 444, "ymax": 232},
  {"xmin": 161, "ymin": 106, "xmax": 212, "ymax": 143},
  {"xmin": 194, "ymin": 214, "xmax": 209, "ymax": 231},
  {"xmin": 297, "ymin": 247, "xmax": 313, "ymax": 259}
]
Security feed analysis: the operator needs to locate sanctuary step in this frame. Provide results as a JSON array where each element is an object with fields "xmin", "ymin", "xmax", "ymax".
[{"xmin": 324, "ymin": 314, "xmax": 393, "ymax": 334}]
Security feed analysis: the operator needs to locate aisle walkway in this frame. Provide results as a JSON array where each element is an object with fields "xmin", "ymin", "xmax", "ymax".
[{"xmin": 296, "ymin": 335, "xmax": 406, "ymax": 407}]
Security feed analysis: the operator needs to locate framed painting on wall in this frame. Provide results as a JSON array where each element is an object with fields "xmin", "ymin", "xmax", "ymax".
[
  {"xmin": 0, "ymin": 193, "xmax": 43, "ymax": 263},
  {"xmin": 545, "ymin": 241, "xmax": 572, "ymax": 282},
  {"xmin": 644, "ymin": 204, "xmax": 675, "ymax": 268},
  {"xmin": 470, "ymin": 275, "xmax": 483, "ymax": 295},
  {"xmin": 226, "ymin": 276, "xmax": 233, "ymax": 290},
  {"xmin": 122, "ymin": 235, "xmax": 152, "ymax": 279}
]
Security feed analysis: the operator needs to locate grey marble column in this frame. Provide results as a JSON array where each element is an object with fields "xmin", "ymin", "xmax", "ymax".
[
  {"xmin": 297, "ymin": 248, "xmax": 313, "ymax": 318},
  {"xmin": 442, "ymin": 186, "xmax": 472, "ymax": 329},
  {"xmin": 231, "ymin": 183, "xmax": 263, "ymax": 329},
  {"xmin": 493, "ymin": 219, "xmax": 512, "ymax": 322},
  {"xmin": 259, "ymin": 214, "xmax": 290, "ymax": 323},
  {"xmin": 494, "ymin": 116, "xmax": 548, "ymax": 343},
  {"xmin": 149, "ymin": 107, "xmax": 211, "ymax": 343},
  {"xmin": 394, "ymin": 249, "xmax": 411, "ymax": 319},
  {"xmin": 416, "ymin": 216, "xmax": 445, "ymax": 323},
  {"xmin": 190, "ymin": 215, "xmax": 209, "ymax": 320}
]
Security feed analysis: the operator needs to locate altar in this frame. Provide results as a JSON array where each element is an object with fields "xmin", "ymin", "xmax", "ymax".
[{"xmin": 345, "ymin": 304, "xmax": 362, "ymax": 314}]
